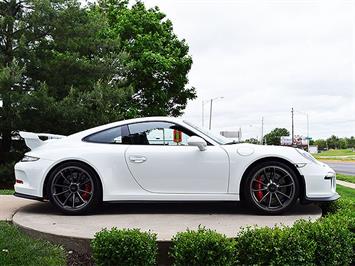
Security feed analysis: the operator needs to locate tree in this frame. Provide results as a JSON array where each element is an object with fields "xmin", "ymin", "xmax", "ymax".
[
  {"xmin": 1, "ymin": 0, "xmax": 196, "ymax": 154},
  {"xmin": 345, "ymin": 136, "xmax": 355, "ymax": 149},
  {"xmin": 264, "ymin": 128, "xmax": 289, "ymax": 146},
  {"xmin": 1, "ymin": 0, "xmax": 125, "ymax": 150},
  {"xmin": 326, "ymin": 135, "xmax": 339, "ymax": 150},
  {"xmin": 338, "ymin": 138, "xmax": 348, "ymax": 149},
  {"xmin": 244, "ymin": 138, "xmax": 259, "ymax": 144},
  {"xmin": 314, "ymin": 139, "xmax": 327, "ymax": 150},
  {"xmin": 93, "ymin": 0, "xmax": 196, "ymax": 116}
]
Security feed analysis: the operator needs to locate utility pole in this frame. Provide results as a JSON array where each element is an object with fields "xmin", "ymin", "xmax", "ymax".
[
  {"xmin": 261, "ymin": 116, "xmax": 264, "ymax": 145},
  {"xmin": 306, "ymin": 113, "xmax": 309, "ymax": 140},
  {"xmin": 294, "ymin": 109, "xmax": 310, "ymax": 150},
  {"xmin": 291, "ymin": 107, "xmax": 294, "ymax": 146},
  {"xmin": 207, "ymin": 96, "xmax": 223, "ymax": 130},
  {"xmin": 209, "ymin": 99, "xmax": 213, "ymax": 130},
  {"xmin": 202, "ymin": 100, "xmax": 205, "ymax": 128}
]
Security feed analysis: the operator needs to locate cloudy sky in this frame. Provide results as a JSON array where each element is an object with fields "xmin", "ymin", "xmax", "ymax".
[{"xmin": 143, "ymin": 0, "xmax": 354, "ymax": 140}]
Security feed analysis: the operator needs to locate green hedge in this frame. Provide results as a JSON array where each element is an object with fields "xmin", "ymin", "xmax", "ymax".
[
  {"xmin": 91, "ymin": 228, "xmax": 157, "ymax": 266},
  {"xmin": 236, "ymin": 225, "xmax": 315, "ymax": 265},
  {"xmin": 170, "ymin": 227, "xmax": 236, "ymax": 266},
  {"xmin": 91, "ymin": 199, "xmax": 354, "ymax": 266},
  {"xmin": 296, "ymin": 215, "xmax": 352, "ymax": 265},
  {"xmin": 319, "ymin": 198, "xmax": 353, "ymax": 216}
]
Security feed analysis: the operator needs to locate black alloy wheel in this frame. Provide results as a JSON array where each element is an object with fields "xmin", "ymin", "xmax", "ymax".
[
  {"xmin": 48, "ymin": 162, "xmax": 101, "ymax": 214},
  {"xmin": 244, "ymin": 161, "xmax": 299, "ymax": 214}
]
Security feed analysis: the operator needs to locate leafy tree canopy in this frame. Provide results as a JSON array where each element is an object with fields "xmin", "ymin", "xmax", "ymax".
[
  {"xmin": 92, "ymin": 0, "xmax": 196, "ymax": 116},
  {"xmin": 264, "ymin": 128, "xmax": 290, "ymax": 146},
  {"xmin": 0, "ymin": 0, "xmax": 195, "ymax": 154}
]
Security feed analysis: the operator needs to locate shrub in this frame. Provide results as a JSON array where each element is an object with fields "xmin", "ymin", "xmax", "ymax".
[
  {"xmin": 319, "ymin": 198, "xmax": 353, "ymax": 216},
  {"xmin": 91, "ymin": 228, "xmax": 157, "ymax": 266},
  {"xmin": 236, "ymin": 224, "xmax": 316, "ymax": 265},
  {"xmin": 170, "ymin": 227, "xmax": 236, "ymax": 266},
  {"xmin": 294, "ymin": 214, "xmax": 353, "ymax": 265},
  {"xmin": 0, "ymin": 161, "xmax": 16, "ymax": 189}
]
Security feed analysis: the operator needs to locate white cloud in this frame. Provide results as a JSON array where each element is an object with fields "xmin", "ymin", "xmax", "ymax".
[{"xmin": 143, "ymin": 0, "xmax": 354, "ymax": 139}]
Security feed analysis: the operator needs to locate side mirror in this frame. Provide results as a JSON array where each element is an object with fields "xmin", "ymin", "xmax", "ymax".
[{"xmin": 187, "ymin": 136, "xmax": 207, "ymax": 151}]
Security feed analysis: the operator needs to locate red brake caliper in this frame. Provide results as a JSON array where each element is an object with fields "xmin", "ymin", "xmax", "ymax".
[
  {"xmin": 256, "ymin": 176, "xmax": 263, "ymax": 201},
  {"xmin": 81, "ymin": 183, "xmax": 92, "ymax": 201}
]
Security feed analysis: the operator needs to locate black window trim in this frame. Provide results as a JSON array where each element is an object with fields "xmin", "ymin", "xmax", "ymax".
[
  {"xmin": 82, "ymin": 124, "xmax": 130, "ymax": 144},
  {"xmin": 82, "ymin": 120, "xmax": 212, "ymax": 146},
  {"xmin": 126, "ymin": 120, "xmax": 213, "ymax": 146}
]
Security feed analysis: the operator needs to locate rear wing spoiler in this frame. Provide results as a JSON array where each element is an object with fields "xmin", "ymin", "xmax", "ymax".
[{"xmin": 19, "ymin": 131, "xmax": 66, "ymax": 150}]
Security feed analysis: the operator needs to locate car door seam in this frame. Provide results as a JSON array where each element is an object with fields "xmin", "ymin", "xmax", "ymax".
[
  {"xmin": 220, "ymin": 145, "xmax": 231, "ymax": 193},
  {"xmin": 124, "ymin": 146, "xmax": 156, "ymax": 194}
]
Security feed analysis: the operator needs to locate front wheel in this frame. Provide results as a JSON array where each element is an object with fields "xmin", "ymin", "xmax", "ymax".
[
  {"xmin": 244, "ymin": 161, "xmax": 299, "ymax": 214},
  {"xmin": 47, "ymin": 162, "xmax": 101, "ymax": 214}
]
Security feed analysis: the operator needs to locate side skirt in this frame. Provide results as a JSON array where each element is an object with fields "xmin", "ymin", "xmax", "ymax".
[{"xmin": 103, "ymin": 193, "xmax": 240, "ymax": 202}]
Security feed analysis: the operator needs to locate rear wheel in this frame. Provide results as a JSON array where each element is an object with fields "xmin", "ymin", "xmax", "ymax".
[
  {"xmin": 47, "ymin": 162, "xmax": 101, "ymax": 214},
  {"xmin": 244, "ymin": 161, "xmax": 299, "ymax": 214}
]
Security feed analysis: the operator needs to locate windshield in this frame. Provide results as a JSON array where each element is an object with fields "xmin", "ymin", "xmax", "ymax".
[{"xmin": 183, "ymin": 120, "xmax": 231, "ymax": 145}]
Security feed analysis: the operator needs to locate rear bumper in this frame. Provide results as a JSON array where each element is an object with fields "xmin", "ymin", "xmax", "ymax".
[
  {"xmin": 14, "ymin": 192, "xmax": 44, "ymax": 201},
  {"xmin": 14, "ymin": 159, "xmax": 54, "ymax": 198}
]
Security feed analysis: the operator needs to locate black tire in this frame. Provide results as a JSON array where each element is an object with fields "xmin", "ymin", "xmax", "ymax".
[
  {"xmin": 47, "ymin": 161, "xmax": 101, "ymax": 214},
  {"xmin": 243, "ymin": 161, "xmax": 299, "ymax": 214}
]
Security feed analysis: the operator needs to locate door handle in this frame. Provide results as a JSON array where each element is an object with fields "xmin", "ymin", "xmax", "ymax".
[{"xmin": 129, "ymin": 155, "xmax": 147, "ymax": 163}]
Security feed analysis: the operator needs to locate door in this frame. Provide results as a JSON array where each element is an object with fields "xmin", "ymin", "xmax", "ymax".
[{"xmin": 124, "ymin": 121, "xmax": 229, "ymax": 193}]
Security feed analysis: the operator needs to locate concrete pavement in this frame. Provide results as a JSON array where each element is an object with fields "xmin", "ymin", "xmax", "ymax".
[
  {"xmin": 12, "ymin": 201, "xmax": 321, "ymax": 242},
  {"xmin": 0, "ymin": 195, "xmax": 32, "ymax": 221},
  {"xmin": 337, "ymin": 180, "xmax": 355, "ymax": 189},
  {"xmin": 0, "ymin": 196, "xmax": 323, "ymax": 265}
]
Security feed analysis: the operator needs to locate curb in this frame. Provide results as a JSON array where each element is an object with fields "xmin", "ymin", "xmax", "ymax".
[{"xmin": 13, "ymin": 216, "xmax": 172, "ymax": 265}]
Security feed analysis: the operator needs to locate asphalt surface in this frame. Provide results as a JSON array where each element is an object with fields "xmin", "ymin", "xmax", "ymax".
[{"xmin": 323, "ymin": 161, "xmax": 355, "ymax": 176}]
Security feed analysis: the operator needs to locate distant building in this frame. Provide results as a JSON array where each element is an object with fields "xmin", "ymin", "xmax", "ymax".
[
  {"xmin": 309, "ymin": 146, "xmax": 318, "ymax": 154},
  {"xmin": 280, "ymin": 135, "xmax": 309, "ymax": 149},
  {"xmin": 220, "ymin": 130, "xmax": 242, "ymax": 142}
]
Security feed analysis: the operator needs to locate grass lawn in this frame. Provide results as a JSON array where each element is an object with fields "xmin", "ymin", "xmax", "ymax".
[
  {"xmin": 314, "ymin": 149, "xmax": 355, "ymax": 161},
  {"xmin": 0, "ymin": 222, "xmax": 66, "ymax": 266},
  {"xmin": 337, "ymin": 184, "xmax": 355, "ymax": 204},
  {"xmin": 337, "ymin": 174, "xmax": 355, "ymax": 184},
  {"xmin": 0, "ymin": 189, "xmax": 14, "ymax": 195},
  {"xmin": 335, "ymin": 184, "xmax": 355, "ymax": 217}
]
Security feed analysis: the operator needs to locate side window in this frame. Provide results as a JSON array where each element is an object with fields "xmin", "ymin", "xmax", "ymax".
[
  {"xmin": 84, "ymin": 126, "xmax": 127, "ymax": 144},
  {"xmin": 127, "ymin": 122, "xmax": 194, "ymax": 146}
]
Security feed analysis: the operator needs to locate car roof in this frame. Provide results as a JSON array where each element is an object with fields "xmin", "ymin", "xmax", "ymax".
[{"xmin": 67, "ymin": 116, "xmax": 184, "ymax": 140}]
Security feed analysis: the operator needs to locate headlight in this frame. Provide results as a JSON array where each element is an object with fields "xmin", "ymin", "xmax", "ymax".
[
  {"xmin": 21, "ymin": 155, "xmax": 39, "ymax": 162},
  {"xmin": 296, "ymin": 149, "xmax": 319, "ymax": 164}
]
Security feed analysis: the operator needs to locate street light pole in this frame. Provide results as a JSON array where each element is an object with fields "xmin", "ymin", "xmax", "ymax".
[
  {"xmin": 261, "ymin": 116, "xmax": 264, "ymax": 145},
  {"xmin": 291, "ymin": 107, "xmax": 294, "ymax": 146},
  {"xmin": 208, "ymin": 96, "xmax": 223, "ymax": 130},
  {"xmin": 294, "ymin": 109, "xmax": 310, "ymax": 150},
  {"xmin": 202, "ymin": 100, "xmax": 205, "ymax": 128},
  {"xmin": 306, "ymin": 113, "xmax": 309, "ymax": 140},
  {"xmin": 209, "ymin": 99, "xmax": 213, "ymax": 130}
]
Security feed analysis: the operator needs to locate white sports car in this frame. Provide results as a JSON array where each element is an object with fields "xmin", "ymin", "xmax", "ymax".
[{"xmin": 14, "ymin": 117, "xmax": 339, "ymax": 214}]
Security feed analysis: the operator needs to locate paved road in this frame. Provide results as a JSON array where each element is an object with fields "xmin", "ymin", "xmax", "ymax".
[{"xmin": 323, "ymin": 161, "xmax": 355, "ymax": 176}]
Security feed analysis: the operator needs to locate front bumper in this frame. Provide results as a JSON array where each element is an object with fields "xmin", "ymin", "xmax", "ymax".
[
  {"xmin": 304, "ymin": 193, "xmax": 340, "ymax": 202},
  {"xmin": 297, "ymin": 162, "xmax": 339, "ymax": 202}
]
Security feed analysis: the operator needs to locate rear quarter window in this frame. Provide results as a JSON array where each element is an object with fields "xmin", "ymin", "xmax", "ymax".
[{"xmin": 83, "ymin": 126, "xmax": 124, "ymax": 144}]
